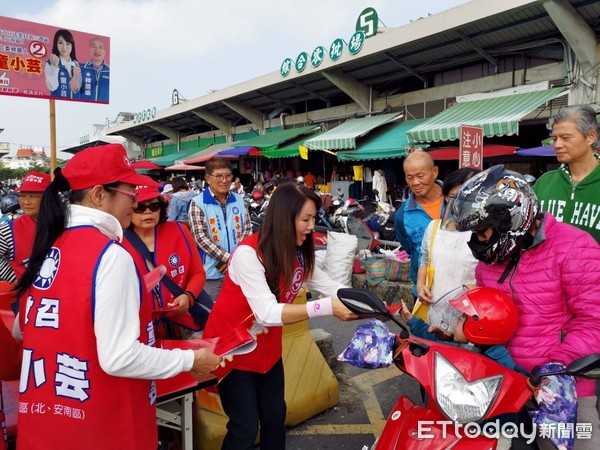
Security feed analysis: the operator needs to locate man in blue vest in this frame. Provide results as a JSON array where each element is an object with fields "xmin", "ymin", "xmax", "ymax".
[
  {"xmin": 79, "ymin": 37, "xmax": 110, "ymax": 103},
  {"xmin": 189, "ymin": 158, "xmax": 252, "ymax": 300}
]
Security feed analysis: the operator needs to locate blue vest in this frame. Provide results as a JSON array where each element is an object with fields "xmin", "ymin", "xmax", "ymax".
[
  {"xmin": 49, "ymin": 61, "xmax": 77, "ymax": 99},
  {"xmin": 192, "ymin": 190, "xmax": 246, "ymax": 280},
  {"xmin": 79, "ymin": 61, "xmax": 110, "ymax": 103}
]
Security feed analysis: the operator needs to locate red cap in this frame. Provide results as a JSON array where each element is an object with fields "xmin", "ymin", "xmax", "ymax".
[
  {"xmin": 62, "ymin": 144, "xmax": 151, "ymax": 191},
  {"xmin": 135, "ymin": 176, "xmax": 162, "ymax": 203},
  {"xmin": 15, "ymin": 171, "xmax": 51, "ymax": 193}
]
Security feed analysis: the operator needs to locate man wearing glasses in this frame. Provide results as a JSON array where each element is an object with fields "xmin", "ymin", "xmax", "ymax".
[{"xmin": 189, "ymin": 158, "xmax": 252, "ymax": 301}]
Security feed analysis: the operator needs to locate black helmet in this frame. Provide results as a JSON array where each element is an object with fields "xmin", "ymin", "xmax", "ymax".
[
  {"xmin": 449, "ymin": 165, "xmax": 538, "ymax": 264},
  {"xmin": 1, "ymin": 193, "xmax": 21, "ymax": 215}
]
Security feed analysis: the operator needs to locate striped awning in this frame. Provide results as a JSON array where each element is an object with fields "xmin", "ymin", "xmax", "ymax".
[
  {"xmin": 336, "ymin": 119, "xmax": 427, "ymax": 161},
  {"xmin": 149, "ymin": 147, "xmax": 210, "ymax": 167},
  {"xmin": 231, "ymin": 125, "xmax": 318, "ymax": 152},
  {"xmin": 260, "ymin": 131, "xmax": 325, "ymax": 158},
  {"xmin": 304, "ymin": 113, "xmax": 402, "ymax": 150},
  {"xmin": 406, "ymin": 88, "xmax": 567, "ymax": 143},
  {"xmin": 183, "ymin": 142, "xmax": 245, "ymax": 164}
]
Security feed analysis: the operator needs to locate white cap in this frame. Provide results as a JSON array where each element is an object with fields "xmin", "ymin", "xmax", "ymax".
[{"xmin": 162, "ymin": 183, "xmax": 173, "ymax": 194}]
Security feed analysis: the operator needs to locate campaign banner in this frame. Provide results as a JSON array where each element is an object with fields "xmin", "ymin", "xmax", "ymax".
[{"xmin": 0, "ymin": 16, "xmax": 110, "ymax": 103}]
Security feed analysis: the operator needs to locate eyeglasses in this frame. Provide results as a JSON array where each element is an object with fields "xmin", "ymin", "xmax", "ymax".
[
  {"xmin": 106, "ymin": 186, "xmax": 137, "ymax": 200},
  {"xmin": 207, "ymin": 173, "xmax": 234, "ymax": 182},
  {"xmin": 133, "ymin": 202, "xmax": 161, "ymax": 214}
]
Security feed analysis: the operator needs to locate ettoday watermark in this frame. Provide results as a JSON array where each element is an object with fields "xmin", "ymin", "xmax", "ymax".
[{"xmin": 417, "ymin": 420, "xmax": 593, "ymax": 443}]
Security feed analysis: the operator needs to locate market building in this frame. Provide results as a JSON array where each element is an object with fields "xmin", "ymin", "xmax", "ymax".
[{"xmin": 106, "ymin": 0, "xmax": 600, "ymax": 199}]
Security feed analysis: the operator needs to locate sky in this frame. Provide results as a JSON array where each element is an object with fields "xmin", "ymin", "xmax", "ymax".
[{"xmin": 0, "ymin": 0, "xmax": 469, "ymax": 158}]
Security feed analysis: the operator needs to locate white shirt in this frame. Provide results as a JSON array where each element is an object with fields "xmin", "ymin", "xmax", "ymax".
[
  {"xmin": 419, "ymin": 221, "xmax": 478, "ymax": 303},
  {"xmin": 229, "ymin": 245, "xmax": 344, "ymax": 326},
  {"xmin": 14, "ymin": 204, "xmax": 194, "ymax": 379}
]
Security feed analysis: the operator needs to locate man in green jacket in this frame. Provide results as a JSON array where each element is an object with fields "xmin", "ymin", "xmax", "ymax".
[{"xmin": 534, "ymin": 105, "xmax": 600, "ymax": 244}]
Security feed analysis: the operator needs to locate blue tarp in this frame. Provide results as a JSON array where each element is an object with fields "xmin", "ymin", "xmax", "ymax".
[{"xmin": 515, "ymin": 145, "xmax": 555, "ymax": 157}]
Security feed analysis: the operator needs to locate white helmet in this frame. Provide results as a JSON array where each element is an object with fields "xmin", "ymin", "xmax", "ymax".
[{"xmin": 296, "ymin": 176, "xmax": 305, "ymax": 184}]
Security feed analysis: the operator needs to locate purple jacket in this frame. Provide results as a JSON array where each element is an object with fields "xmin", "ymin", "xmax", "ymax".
[{"xmin": 476, "ymin": 213, "xmax": 600, "ymax": 396}]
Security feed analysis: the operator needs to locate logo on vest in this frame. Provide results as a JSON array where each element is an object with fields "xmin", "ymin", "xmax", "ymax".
[
  {"xmin": 33, "ymin": 247, "xmax": 60, "ymax": 290},
  {"xmin": 168, "ymin": 253, "xmax": 180, "ymax": 267},
  {"xmin": 291, "ymin": 267, "xmax": 303, "ymax": 294},
  {"xmin": 232, "ymin": 206, "xmax": 240, "ymax": 215}
]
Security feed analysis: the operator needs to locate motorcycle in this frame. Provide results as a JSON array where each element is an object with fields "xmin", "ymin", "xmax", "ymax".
[
  {"xmin": 337, "ymin": 288, "xmax": 600, "ymax": 450},
  {"xmin": 362, "ymin": 189, "xmax": 397, "ymax": 242}
]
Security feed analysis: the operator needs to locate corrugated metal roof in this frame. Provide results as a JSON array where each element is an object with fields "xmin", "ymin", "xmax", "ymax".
[{"xmin": 106, "ymin": 0, "xmax": 599, "ymax": 145}]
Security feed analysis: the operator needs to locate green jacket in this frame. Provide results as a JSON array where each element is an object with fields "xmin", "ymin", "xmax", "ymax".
[{"xmin": 533, "ymin": 161, "xmax": 600, "ymax": 244}]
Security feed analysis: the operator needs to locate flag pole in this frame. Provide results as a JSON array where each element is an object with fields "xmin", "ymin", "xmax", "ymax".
[{"xmin": 49, "ymin": 99, "xmax": 57, "ymax": 178}]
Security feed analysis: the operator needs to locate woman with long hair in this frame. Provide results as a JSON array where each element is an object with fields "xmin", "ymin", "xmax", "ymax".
[
  {"xmin": 45, "ymin": 29, "xmax": 81, "ymax": 98},
  {"xmin": 202, "ymin": 182, "xmax": 357, "ymax": 450}
]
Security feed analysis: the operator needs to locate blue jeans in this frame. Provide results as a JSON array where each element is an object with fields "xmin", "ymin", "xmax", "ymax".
[{"xmin": 218, "ymin": 359, "xmax": 286, "ymax": 450}]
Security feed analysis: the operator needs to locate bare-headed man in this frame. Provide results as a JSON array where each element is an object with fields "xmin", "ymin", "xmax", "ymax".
[
  {"xmin": 79, "ymin": 37, "xmax": 110, "ymax": 103},
  {"xmin": 394, "ymin": 151, "xmax": 444, "ymax": 299}
]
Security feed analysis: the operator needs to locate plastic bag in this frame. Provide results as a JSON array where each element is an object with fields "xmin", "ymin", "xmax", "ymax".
[
  {"xmin": 337, "ymin": 319, "xmax": 395, "ymax": 369},
  {"xmin": 529, "ymin": 363, "xmax": 577, "ymax": 450}
]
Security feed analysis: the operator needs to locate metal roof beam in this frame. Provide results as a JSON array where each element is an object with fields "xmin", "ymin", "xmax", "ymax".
[
  {"xmin": 255, "ymin": 90, "xmax": 294, "ymax": 112},
  {"xmin": 543, "ymin": 0, "xmax": 596, "ymax": 71},
  {"xmin": 191, "ymin": 108, "xmax": 232, "ymax": 135},
  {"xmin": 112, "ymin": 131, "xmax": 145, "ymax": 147},
  {"xmin": 221, "ymin": 99, "xmax": 264, "ymax": 131},
  {"xmin": 455, "ymin": 30, "xmax": 499, "ymax": 70},
  {"xmin": 147, "ymin": 124, "xmax": 178, "ymax": 141},
  {"xmin": 322, "ymin": 69, "xmax": 371, "ymax": 112},
  {"xmin": 288, "ymin": 81, "xmax": 329, "ymax": 104},
  {"xmin": 382, "ymin": 52, "xmax": 427, "ymax": 84}
]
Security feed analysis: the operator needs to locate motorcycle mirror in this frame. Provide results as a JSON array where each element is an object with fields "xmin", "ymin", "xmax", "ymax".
[
  {"xmin": 337, "ymin": 288, "xmax": 409, "ymax": 336},
  {"xmin": 565, "ymin": 354, "xmax": 600, "ymax": 379}
]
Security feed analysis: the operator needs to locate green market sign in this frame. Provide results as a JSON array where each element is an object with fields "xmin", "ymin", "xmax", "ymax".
[
  {"xmin": 356, "ymin": 7, "xmax": 378, "ymax": 38},
  {"xmin": 280, "ymin": 8, "xmax": 377, "ymax": 77}
]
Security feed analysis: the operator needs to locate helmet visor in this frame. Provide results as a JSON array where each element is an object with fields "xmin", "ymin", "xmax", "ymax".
[
  {"xmin": 427, "ymin": 285, "xmax": 469, "ymax": 333},
  {"xmin": 440, "ymin": 197, "xmax": 460, "ymax": 231}
]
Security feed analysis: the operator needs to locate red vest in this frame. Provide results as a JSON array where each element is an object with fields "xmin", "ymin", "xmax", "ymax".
[
  {"xmin": 8, "ymin": 215, "xmax": 36, "ymax": 280},
  {"xmin": 18, "ymin": 227, "xmax": 157, "ymax": 450},
  {"xmin": 204, "ymin": 233, "xmax": 304, "ymax": 376},
  {"xmin": 122, "ymin": 221, "xmax": 198, "ymax": 336}
]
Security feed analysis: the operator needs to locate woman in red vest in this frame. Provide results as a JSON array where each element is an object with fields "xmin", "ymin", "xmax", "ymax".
[
  {"xmin": 122, "ymin": 183, "xmax": 207, "ymax": 339},
  {"xmin": 0, "ymin": 171, "xmax": 51, "ymax": 289},
  {"xmin": 203, "ymin": 182, "xmax": 357, "ymax": 450},
  {"xmin": 12, "ymin": 144, "xmax": 221, "ymax": 450}
]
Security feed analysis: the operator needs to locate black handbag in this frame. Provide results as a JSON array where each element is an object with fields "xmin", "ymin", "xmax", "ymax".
[{"xmin": 123, "ymin": 229, "xmax": 214, "ymax": 331}]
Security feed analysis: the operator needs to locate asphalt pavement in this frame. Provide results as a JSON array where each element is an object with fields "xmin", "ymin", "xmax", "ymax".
[{"xmin": 284, "ymin": 316, "xmax": 423, "ymax": 450}]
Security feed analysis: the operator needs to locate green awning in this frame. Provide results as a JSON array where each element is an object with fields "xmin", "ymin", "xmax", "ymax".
[
  {"xmin": 260, "ymin": 132, "xmax": 325, "ymax": 158},
  {"xmin": 336, "ymin": 119, "xmax": 427, "ymax": 161},
  {"xmin": 304, "ymin": 113, "xmax": 402, "ymax": 150},
  {"xmin": 406, "ymin": 88, "xmax": 567, "ymax": 143},
  {"xmin": 231, "ymin": 125, "xmax": 318, "ymax": 152},
  {"xmin": 183, "ymin": 142, "xmax": 244, "ymax": 164},
  {"xmin": 149, "ymin": 145, "xmax": 212, "ymax": 167}
]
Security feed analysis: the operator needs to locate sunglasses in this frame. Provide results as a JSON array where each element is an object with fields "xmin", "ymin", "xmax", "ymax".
[{"xmin": 133, "ymin": 202, "xmax": 161, "ymax": 214}]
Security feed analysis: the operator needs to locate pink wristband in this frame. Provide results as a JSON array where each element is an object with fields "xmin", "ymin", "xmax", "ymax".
[{"xmin": 306, "ymin": 297, "xmax": 333, "ymax": 319}]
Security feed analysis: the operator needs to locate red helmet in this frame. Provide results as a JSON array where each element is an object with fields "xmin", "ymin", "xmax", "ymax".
[
  {"xmin": 449, "ymin": 287, "xmax": 518, "ymax": 345},
  {"xmin": 252, "ymin": 190, "xmax": 263, "ymax": 201}
]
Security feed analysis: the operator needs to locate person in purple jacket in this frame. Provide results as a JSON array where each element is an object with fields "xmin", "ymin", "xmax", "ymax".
[{"xmin": 450, "ymin": 164, "xmax": 600, "ymax": 449}]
